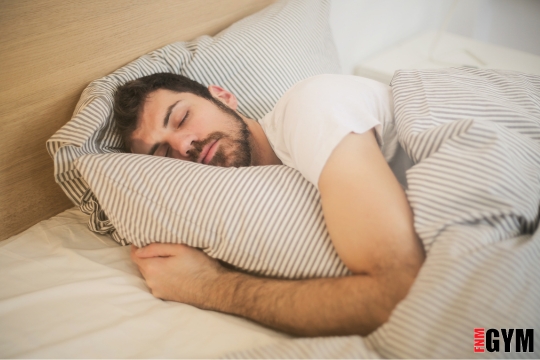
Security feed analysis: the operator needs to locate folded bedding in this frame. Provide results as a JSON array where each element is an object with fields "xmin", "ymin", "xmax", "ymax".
[{"xmin": 226, "ymin": 68, "xmax": 540, "ymax": 358}]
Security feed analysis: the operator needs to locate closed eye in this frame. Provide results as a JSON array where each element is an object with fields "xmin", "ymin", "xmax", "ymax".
[
  {"xmin": 178, "ymin": 110, "xmax": 189, "ymax": 128},
  {"xmin": 163, "ymin": 111, "xmax": 188, "ymax": 157}
]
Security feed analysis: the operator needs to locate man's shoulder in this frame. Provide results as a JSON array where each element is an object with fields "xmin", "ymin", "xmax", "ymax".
[
  {"xmin": 263, "ymin": 74, "xmax": 391, "ymax": 125},
  {"xmin": 292, "ymin": 74, "xmax": 388, "ymax": 92}
]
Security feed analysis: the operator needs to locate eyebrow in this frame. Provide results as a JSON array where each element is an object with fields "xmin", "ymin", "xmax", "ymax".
[{"xmin": 147, "ymin": 100, "xmax": 181, "ymax": 156}]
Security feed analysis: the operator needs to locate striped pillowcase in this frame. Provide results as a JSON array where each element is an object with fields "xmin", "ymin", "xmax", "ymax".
[
  {"xmin": 48, "ymin": 0, "xmax": 348, "ymax": 278},
  {"xmin": 76, "ymin": 154, "xmax": 350, "ymax": 278}
]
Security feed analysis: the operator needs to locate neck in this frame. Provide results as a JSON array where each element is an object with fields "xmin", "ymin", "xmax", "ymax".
[{"xmin": 244, "ymin": 117, "xmax": 282, "ymax": 166}]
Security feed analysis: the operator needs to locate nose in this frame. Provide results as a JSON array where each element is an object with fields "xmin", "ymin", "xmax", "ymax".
[{"xmin": 167, "ymin": 131, "xmax": 197, "ymax": 159}]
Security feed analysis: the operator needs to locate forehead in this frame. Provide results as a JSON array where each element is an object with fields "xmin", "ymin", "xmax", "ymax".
[
  {"xmin": 142, "ymin": 89, "xmax": 186, "ymax": 114},
  {"xmin": 139, "ymin": 89, "xmax": 195, "ymax": 126}
]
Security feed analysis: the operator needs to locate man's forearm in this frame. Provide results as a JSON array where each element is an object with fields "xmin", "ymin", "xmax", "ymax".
[
  {"xmin": 132, "ymin": 237, "xmax": 422, "ymax": 337},
  {"xmin": 206, "ymin": 267, "xmax": 412, "ymax": 336}
]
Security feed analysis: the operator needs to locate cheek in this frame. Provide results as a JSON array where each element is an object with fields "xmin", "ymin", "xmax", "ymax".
[{"xmin": 199, "ymin": 108, "xmax": 227, "ymax": 128}]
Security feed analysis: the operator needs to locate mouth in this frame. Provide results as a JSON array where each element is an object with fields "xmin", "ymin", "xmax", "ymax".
[{"xmin": 200, "ymin": 139, "xmax": 220, "ymax": 165}]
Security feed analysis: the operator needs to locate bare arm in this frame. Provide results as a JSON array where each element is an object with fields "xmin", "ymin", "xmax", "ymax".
[
  {"xmin": 133, "ymin": 243, "xmax": 405, "ymax": 336},
  {"xmin": 318, "ymin": 131, "xmax": 424, "ymax": 280},
  {"xmin": 132, "ymin": 131, "xmax": 424, "ymax": 336}
]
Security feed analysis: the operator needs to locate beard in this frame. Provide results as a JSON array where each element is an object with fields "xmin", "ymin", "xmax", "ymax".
[{"xmin": 187, "ymin": 102, "xmax": 252, "ymax": 167}]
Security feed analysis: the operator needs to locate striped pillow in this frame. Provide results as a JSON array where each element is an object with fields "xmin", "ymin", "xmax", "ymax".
[
  {"xmin": 48, "ymin": 0, "xmax": 348, "ymax": 278},
  {"xmin": 76, "ymin": 154, "xmax": 350, "ymax": 278}
]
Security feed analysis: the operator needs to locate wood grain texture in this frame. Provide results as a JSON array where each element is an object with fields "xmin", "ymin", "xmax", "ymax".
[{"xmin": 0, "ymin": 0, "xmax": 274, "ymax": 240}]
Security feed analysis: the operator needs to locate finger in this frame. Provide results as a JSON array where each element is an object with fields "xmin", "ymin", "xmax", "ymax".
[
  {"xmin": 135, "ymin": 243, "xmax": 190, "ymax": 259},
  {"xmin": 130, "ymin": 244, "xmax": 140, "ymax": 263}
]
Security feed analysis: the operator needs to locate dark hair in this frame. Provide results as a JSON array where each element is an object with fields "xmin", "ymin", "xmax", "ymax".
[{"xmin": 113, "ymin": 73, "xmax": 214, "ymax": 150}]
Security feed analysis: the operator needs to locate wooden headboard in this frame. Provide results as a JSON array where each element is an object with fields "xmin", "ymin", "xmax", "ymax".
[{"xmin": 0, "ymin": 0, "xmax": 274, "ymax": 241}]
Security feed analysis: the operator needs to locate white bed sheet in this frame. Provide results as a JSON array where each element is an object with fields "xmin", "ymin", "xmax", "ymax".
[{"xmin": 0, "ymin": 208, "xmax": 289, "ymax": 358}]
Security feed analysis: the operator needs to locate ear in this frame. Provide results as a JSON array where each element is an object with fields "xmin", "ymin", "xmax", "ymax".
[{"xmin": 208, "ymin": 85, "xmax": 239, "ymax": 110}]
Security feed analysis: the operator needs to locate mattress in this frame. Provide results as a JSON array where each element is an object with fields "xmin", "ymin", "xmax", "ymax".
[{"xmin": 0, "ymin": 208, "xmax": 289, "ymax": 358}]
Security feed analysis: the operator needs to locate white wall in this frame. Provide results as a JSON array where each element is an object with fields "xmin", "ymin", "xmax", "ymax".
[
  {"xmin": 330, "ymin": 0, "xmax": 540, "ymax": 74},
  {"xmin": 456, "ymin": 0, "xmax": 540, "ymax": 55}
]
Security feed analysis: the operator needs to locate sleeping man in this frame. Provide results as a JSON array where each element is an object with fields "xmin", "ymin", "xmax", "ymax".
[{"xmin": 114, "ymin": 72, "xmax": 425, "ymax": 336}]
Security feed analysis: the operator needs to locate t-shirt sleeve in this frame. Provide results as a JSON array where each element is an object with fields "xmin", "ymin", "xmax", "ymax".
[{"xmin": 274, "ymin": 76, "xmax": 386, "ymax": 188}]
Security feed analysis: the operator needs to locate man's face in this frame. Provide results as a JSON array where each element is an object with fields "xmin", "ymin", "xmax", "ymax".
[{"xmin": 130, "ymin": 89, "xmax": 251, "ymax": 167}]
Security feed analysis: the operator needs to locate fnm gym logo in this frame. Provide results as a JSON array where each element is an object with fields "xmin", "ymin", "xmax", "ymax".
[{"xmin": 474, "ymin": 328, "xmax": 534, "ymax": 353}]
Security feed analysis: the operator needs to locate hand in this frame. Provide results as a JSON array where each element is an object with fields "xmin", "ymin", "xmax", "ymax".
[{"xmin": 130, "ymin": 243, "xmax": 225, "ymax": 308}]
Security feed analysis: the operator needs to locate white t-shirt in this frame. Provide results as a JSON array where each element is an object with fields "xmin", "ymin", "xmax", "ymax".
[{"xmin": 260, "ymin": 74, "xmax": 399, "ymax": 188}]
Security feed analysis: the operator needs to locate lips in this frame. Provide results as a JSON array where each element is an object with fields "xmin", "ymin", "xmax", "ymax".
[{"xmin": 200, "ymin": 139, "xmax": 220, "ymax": 165}]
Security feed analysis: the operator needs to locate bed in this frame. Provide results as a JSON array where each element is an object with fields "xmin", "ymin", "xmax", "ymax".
[{"xmin": 1, "ymin": 0, "xmax": 539, "ymax": 358}]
